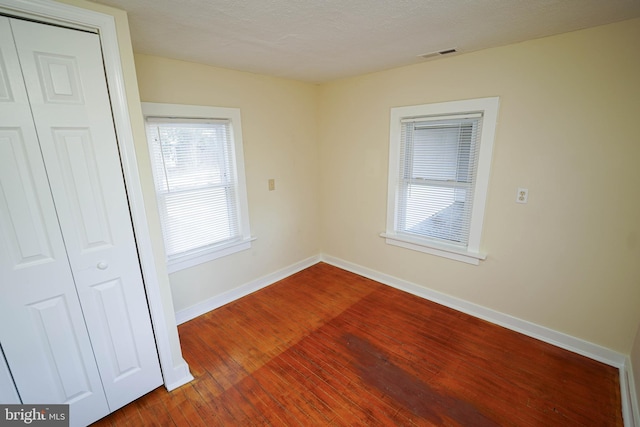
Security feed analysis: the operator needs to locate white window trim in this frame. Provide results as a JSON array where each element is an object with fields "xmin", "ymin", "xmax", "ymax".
[
  {"xmin": 142, "ymin": 102, "xmax": 253, "ymax": 272},
  {"xmin": 167, "ymin": 237, "xmax": 256, "ymax": 273},
  {"xmin": 383, "ymin": 97, "xmax": 499, "ymax": 265}
]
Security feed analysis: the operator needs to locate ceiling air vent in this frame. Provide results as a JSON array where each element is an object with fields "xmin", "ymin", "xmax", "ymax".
[{"xmin": 419, "ymin": 48, "xmax": 458, "ymax": 59}]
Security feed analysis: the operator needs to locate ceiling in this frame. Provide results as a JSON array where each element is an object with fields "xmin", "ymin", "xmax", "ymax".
[{"xmin": 90, "ymin": 0, "xmax": 640, "ymax": 83}]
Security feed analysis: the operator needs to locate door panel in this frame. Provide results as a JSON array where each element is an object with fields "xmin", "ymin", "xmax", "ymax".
[
  {"xmin": 10, "ymin": 18, "xmax": 162, "ymax": 411},
  {"xmin": 28, "ymin": 296, "xmax": 96, "ymax": 403},
  {"xmin": 0, "ymin": 52, "xmax": 13, "ymax": 102},
  {"xmin": 0, "ymin": 17, "xmax": 110, "ymax": 426},
  {"xmin": 34, "ymin": 53, "xmax": 84, "ymax": 104},
  {"xmin": 51, "ymin": 127, "xmax": 113, "ymax": 251},
  {"xmin": 0, "ymin": 128, "xmax": 54, "ymax": 267},
  {"xmin": 91, "ymin": 279, "xmax": 142, "ymax": 379}
]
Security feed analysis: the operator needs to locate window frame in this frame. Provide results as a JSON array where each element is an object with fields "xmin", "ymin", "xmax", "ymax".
[
  {"xmin": 383, "ymin": 97, "xmax": 499, "ymax": 265},
  {"xmin": 142, "ymin": 102, "xmax": 253, "ymax": 273}
]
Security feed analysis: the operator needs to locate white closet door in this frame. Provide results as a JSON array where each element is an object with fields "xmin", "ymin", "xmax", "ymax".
[
  {"xmin": 0, "ymin": 346, "xmax": 20, "ymax": 404},
  {"xmin": 0, "ymin": 17, "xmax": 110, "ymax": 426},
  {"xmin": 9, "ymin": 19, "xmax": 163, "ymax": 411}
]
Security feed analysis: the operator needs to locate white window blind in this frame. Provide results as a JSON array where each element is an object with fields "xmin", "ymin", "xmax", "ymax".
[
  {"xmin": 146, "ymin": 117, "xmax": 243, "ymax": 260},
  {"xmin": 385, "ymin": 97, "xmax": 499, "ymax": 264},
  {"xmin": 397, "ymin": 114, "xmax": 482, "ymax": 246}
]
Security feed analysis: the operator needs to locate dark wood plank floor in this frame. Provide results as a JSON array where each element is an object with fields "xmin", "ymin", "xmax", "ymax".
[{"xmin": 92, "ymin": 262, "xmax": 622, "ymax": 426}]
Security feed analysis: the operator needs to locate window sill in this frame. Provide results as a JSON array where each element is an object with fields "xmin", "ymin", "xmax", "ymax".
[
  {"xmin": 380, "ymin": 233, "xmax": 486, "ymax": 265},
  {"xmin": 167, "ymin": 237, "xmax": 256, "ymax": 273}
]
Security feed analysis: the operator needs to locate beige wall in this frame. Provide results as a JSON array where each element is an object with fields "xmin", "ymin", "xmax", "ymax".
[
  {"xmin": 57, "ymin": 0, "xmax": 639, "ymax": 358},
  {"xmin": 133, "ymin": 19, "xmax": 640, "ymax": 354},
  {"xmin": 46, "ymin": 2, "xmax": 638, "ymax": 409},
  {"xmin": 319, "ymin": 18, "xmax": 640, "ymax": 353},
  {"xmin": 134, "ymin": 55, "xmax": 321, "ymax": 312}
]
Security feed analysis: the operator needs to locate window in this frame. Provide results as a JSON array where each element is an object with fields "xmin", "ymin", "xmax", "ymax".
[
  {"xmin": 142, "ymin": 103, "xmax": 252, "ymax": 272},
  {"xmin": 383, "ymin": 97, "xmax": 499, "ymax": 265}
]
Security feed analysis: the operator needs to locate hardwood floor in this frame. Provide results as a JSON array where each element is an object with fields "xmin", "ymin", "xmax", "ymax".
[{"xmin": 92, "ymin": 263, "xmax": 623, "ymax": 426}]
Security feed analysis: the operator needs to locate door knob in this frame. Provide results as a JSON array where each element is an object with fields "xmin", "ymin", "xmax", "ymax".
[{"xmin": 97, "ymin": 261, "xmax": 109, "ymax": 270}]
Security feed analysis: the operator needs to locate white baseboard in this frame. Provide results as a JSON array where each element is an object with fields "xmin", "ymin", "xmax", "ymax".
[
  {"xmin": 321, "ymin": 254, "xmax": 625, "ymax": 367},
  {"xmin": 163, "ymin": 358, "xmax": 194, "ymax": 392},
  {"xmin": 623, "ymin": 357, "xmax": 640, "ymax": 427},
  {"xmin": 174, "ymin": 255, "xmax": 321, "ymax": 325}
]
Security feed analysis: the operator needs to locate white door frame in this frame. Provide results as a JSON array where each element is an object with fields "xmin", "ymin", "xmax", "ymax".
[{"xmin": 0, "ymin": 0, "xmax": 192, "ymax": 391}]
